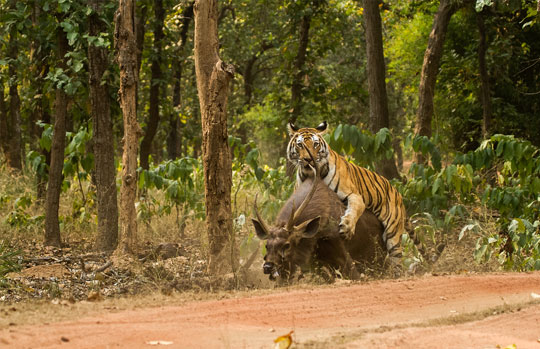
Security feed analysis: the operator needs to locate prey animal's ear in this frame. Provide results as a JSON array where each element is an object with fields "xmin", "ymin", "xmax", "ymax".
[
  {"xmin": 252, "ymin": 219, "xmax": 269, "ymax": 240},
  {"xmin": 287, "ymin": 122, "xmax": 299, "ymax": 136},
  {"xmin": 294, "ymin": 216, "xmax": 321, "ymax": 238},
  {"xmin": 316, "ymin": 121, "xmax": 328, "ymax": 134}
]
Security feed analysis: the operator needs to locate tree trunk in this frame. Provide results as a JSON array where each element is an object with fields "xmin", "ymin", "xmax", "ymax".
[
  {"xmin": 414, "ymin": 0, "xmax": 456, "ymax": 164},
  {"xmin": 477, "ymin": 11, "xmax": 492, "ymax": 139},
  {"xmin": 168, "ymin": 2, "xmax": 194, "ymax": 160},
  {"xmin": 364, "ymin": 0, "xmax": 400, "ymax": 180},
  {"xmin": 31, "ymin": 2, "xmax": 52, "ymax": 202},
  {"xmin": 44, "ymin": 26, "xmax": 69, "ymax": 247},
  {"xmin": 5, "ymin": 13, "xmax": 23, "ymax": 171},
  {"xmin": 290, "ymin": 14, "xmax": 311, "ymax": 124},
  {"xmin": 89, "ymin": 0, "xmax": 119, "ymax": 251},
  {"xmin": 140, "ymin": 0, "xmax": 165, "ymax": 170},
  {"xmin": 135, "ymin": 1, "xmax": 147, "ymax": 79},
  {"xmin": 194, "ymin": 0, "xmax": 235, "ymax": 275},
  {"xmin": 115, "ymin": 0, "xmax": 141, "ymax": 254},
  {"xmin": 0, "ymin": 84, "xmax": 7, "ymax": 155}
]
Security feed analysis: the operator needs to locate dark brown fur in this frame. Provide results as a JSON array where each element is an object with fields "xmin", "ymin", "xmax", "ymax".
[{"xmin": 253, "ymin": 178, "xmax": 385, "ymax": 282}]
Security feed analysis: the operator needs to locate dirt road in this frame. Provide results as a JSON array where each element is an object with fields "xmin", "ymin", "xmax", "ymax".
[{"xmin": 2, "ymin": 272, "xmax": 540, "ymax": 348}]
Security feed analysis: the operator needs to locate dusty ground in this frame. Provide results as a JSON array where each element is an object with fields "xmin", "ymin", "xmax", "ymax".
[{"xmin": 1, "ymin": 271, "xmax": 539, "ymax": 348}]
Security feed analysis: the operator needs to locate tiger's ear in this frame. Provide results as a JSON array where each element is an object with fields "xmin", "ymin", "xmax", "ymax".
[
  {"xmin": 287, "ymin": 122, "xmax": 299, "ymax": 136},
  {"xmin": 316, "ymin": 121, "xmax": 328, "ymax": 134}
]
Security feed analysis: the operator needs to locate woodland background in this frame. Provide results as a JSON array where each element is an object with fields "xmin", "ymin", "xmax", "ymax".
[{"xmin": 0, "ymin": 0, "xmax": 539, "ymax": 294}]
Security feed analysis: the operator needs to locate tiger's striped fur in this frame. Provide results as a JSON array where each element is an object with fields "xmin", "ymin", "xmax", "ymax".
[{"xmin": 286, "ymin": 121, "xmax": 406, "ymax": 259}]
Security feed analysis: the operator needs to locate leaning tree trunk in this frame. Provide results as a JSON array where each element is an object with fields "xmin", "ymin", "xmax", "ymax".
[
  {"xmin": 44, "ymin": 26, "xmax": 69, "ymax": 247},
  {"xmin": 194, "ymin": 0, "xmax": 236, "ymax": 275},
  {"xmin": 89, "ymin": 0, "xmax": 119, "ymax": 251},
  {"xmin": 140, "ymin": 0, "xmax": 165, "ymax": 170},
  {"xmin": 477, "ymin": 10, "xmax": 492, "ymax": 139},
  {"xmin": 414, "ymin": 0, "xmax": 456, "ymax": 164},
  {"xmin": 115, "ymin": 0, "xmax": 141, "ymax": 254},
  {"xmin": 364, "ymin": 0, "xmax": 400, "ymax": 180}
]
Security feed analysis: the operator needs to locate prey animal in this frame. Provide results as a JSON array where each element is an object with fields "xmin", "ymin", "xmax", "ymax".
[{"xmin": 253, "ymin": 149, "xmax": 385, "ymax": 282}]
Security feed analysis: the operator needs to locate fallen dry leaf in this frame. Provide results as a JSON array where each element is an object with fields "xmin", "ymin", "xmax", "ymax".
[{"xmin": 274, "ymin": 330, "xmax": 293, "ymax": 349}]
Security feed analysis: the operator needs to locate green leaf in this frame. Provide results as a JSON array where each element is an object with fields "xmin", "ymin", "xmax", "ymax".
[{"xmin": 334, "ymin": 124, "xmax": 343, "ymax": 142}]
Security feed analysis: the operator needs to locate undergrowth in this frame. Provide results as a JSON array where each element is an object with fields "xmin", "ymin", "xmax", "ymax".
[{"xmin": 0, "ymin": 130, "xmax": 538, "ymax": 288}]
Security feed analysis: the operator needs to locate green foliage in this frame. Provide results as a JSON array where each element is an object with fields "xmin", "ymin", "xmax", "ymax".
[
  {"xmin": 63, "ymin": 126, "xmax": 94, "ymax": 184},
  {"xmin": 399, "ymin": 133, "xmax": 540, "ymax": 269},
  {"xmin": 229, "ymin": 136, "xmax": 265, "ymax": 181},
  {"xmin": 139, "ymin": 157, "xmax": 204, "ymax": 220},
  {"xmin": 0, "ymin": 243, "xmax": 21, "ymax": 279},
  {"xmin": 326, "ymin": 124, "xmax": 395, "ymax": 169},
  {"xmin": 326, "ymin": 127, "xmax": 539, "ymax": 269},
  {"xmin": 455, "ymin": 135, "xmax": 540, "ymax": 222},
  {"xmin": 475, "ymin": 218, "xmax": 540, "ymax": 271}
]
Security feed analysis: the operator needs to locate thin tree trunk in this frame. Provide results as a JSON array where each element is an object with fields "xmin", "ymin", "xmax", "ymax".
[
  {"xmin": 115, "ymin": 0, "xmax": 141, "ymax": 254},
  {"xmin": 194, "ymin": 0, "xmax": 235, "ymax": 275},
  {"xmin": 168, "ymin": 61, "xmax": 184, "ymax": 159},
  {"xmin": 31, "ymin": 2, "xmax": 51, "ymax": 201},
  {"xmin": 290, "ymin": 14, "xmax": 311, "ymax": 124},
  {"xmin": 364, "ymin": 0, "xmax": 400, "ymax": 180},
  {"xmin": 243, "ymin": 41, "xmax": 273, "ymax": 108},
  {"xmin": 6, "ymin": 12, "xmax": 23, "ymax": 171},
  {"xmin": 135, "ymin": 1, "xmax": 147, "ymax": 78},
  {"xmin": 89, "ymin": 0, "xmax": 119, "ymax": 251},
  {"xmin": 0, "ymin": 84, "xmax": 7, "ymax": 155},
  {"xmin": 414, "ymin": 0, "xmax": 456, "ymax": 164},
  {"xmin": 44, "ymin": 26, "xmax": 69, "ymax": 247},
  {"xmin": 168, "ymin": 2, "xmax": 194, "ymax": 160},
  {"xmin": 477, "ymin": 11, "xmax": 492, "ymax": 139},
  {"xmin": 140, "ymin": 0, "xmax": 165, "ymax": 170}
]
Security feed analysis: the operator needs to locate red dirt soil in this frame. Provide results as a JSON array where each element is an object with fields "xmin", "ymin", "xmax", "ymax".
[{"xmin": 2, "ymin": 272, "xmax": 540, "ymax": 348}]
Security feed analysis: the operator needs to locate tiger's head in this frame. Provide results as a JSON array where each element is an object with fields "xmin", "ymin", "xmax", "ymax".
[{"xmin": 287, "ymin": 121, "xmax": 330, "ymax": 178}]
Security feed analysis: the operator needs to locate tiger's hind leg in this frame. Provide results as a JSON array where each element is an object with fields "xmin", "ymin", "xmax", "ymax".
[{"xmin": 382, "ymin": 219, "xmax": 406, "ymax": 275}]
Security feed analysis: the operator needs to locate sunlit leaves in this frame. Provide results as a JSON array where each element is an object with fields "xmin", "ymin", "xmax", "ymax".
[{"xmin": 327, "ymin": 124, "xmax": 394, "ymax": 169}]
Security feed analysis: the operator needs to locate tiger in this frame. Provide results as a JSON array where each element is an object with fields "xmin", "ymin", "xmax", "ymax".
[{"xmin": 286, "ymin": 121, "xmax": 407, "ymax": 261}]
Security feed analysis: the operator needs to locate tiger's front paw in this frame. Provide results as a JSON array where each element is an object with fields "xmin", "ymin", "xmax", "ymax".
[{"xmin": 338, "ymin": 217, "xmax": 355, "ymax": 240}]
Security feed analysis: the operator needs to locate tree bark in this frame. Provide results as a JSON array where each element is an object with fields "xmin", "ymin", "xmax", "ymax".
[
  {"xmin": 364, "ymin": 0, "xmax": 400, "ymax": 180},
  {"xmin": 140, "ymin": 0, "xmax": 165, "ymax": 170},
  {"xmin": 5, "ymin": 9, "xmax": 23, "ymax": 171},
  {"xmin": 89, "ymin": 0, "xmax": 119, "ymax": 251},
  {"xmin": 194, "ymin": 0, "xmax": 235, "ymax": 275},
  {"xmin": 115, "ymin": 0, "xmax": 141, "ymax": 254},
  {"xmin": 477, "ymin": 11, "xmax": 492, "ymax": 139},
  {"xmin": 44, "ymin": 26, "xmax": 69, "ymax": 247},
  {"xmin": 414, "ymin": 0, "xmax": 456, "ymax": 164},
  {"xmin": 290, "ymin": 14, "xmax": 311, "ymax": 124}
]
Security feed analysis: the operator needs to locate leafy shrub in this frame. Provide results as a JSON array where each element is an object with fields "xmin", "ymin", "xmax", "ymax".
[
  {"xmin": 475, "ymin": 218, "xmax": 540, "ymax": 271},
  {"xmin": 329, "ymin": 126, "xmax": 540, "ymax": 270},
  {"xmin": 0, "ymin": 243, "xmax": 21, "ymax": 279}
]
